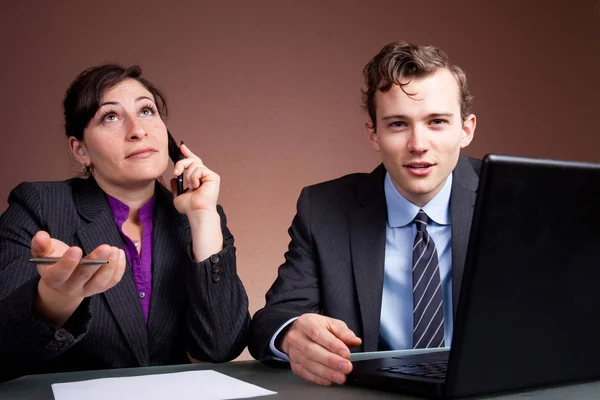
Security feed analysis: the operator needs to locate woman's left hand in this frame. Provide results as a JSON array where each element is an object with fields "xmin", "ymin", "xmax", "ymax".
[{"xmin": 170, "ymin": 143, "xmax": 220, "ymax": 216}]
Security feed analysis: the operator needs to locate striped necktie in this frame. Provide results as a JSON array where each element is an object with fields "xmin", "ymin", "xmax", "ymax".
[{"xmin": 412, "ymin": 209, "xmax": 445, "ymax": 348}]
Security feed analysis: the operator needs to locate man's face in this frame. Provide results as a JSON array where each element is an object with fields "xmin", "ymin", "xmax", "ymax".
[{"xmin": 366, "ymin": 68, "xmax": 476, "ymax": 207}]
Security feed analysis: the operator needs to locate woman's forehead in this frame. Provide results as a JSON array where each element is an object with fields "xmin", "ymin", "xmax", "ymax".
[{"xmin": 101, "ymin": 79, "xmax": 155, "ymax": 103}]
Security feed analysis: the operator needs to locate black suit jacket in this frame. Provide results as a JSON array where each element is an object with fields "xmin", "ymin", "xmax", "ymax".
[
  {"xmin": 0, "ymin": 177, "xmax": 250, "ymax": 381},
  {"xmin": 248, "ymin": 157, "xmax": 481, "ymax": 358}
]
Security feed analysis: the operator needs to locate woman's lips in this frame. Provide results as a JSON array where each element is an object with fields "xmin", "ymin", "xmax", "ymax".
[{"xmin": 126, "ymin": 148, "xmax": 157, "ymax": 159}]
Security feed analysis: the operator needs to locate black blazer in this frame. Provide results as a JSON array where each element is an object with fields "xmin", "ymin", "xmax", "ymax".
[
  {"xmin": 0, "ymin": 177, "xmax": 250, "ymax": 381},
  {"xmin": 248, "ymin": 157, "xmax": 481, "ymax": 359}
]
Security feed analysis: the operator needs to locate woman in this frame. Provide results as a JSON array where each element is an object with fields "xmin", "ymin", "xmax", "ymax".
[{"xmin": 0, "ymin": 64, "xmax": 250, "ymax": 381}]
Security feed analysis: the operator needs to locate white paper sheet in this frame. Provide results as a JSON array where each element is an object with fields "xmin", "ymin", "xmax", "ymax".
[{"xmin": 51, "ymin": 370, "xmax": 277, "ymax": 400}]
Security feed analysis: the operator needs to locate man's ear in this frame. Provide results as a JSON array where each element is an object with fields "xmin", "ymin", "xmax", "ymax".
[
  {"xmin": 68, "ymin": 137, "xmax": 90, "ymax": 165},
  {"xmin": 460, "ymin": 114, "xmax": 476, "ymax": 149},
  {"xmin": 366, "ymin": 120, "xmax": 380, "ymax": 151}
]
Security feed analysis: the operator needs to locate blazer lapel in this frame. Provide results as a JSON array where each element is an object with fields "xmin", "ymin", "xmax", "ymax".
[
  {"xmin": 349, "ymin": 165, "xmax": 387, "ymax": 351},
  {"xmin": 450, "ymin": 157, "xmax": 479, "ymax": 316},
  {"xmin": 74, "ymin": 178, "xmax": 149, "ymax": 366},
  {"xmin": 146, "ymin": 185, "xmax": 189, "ymax": 355}
]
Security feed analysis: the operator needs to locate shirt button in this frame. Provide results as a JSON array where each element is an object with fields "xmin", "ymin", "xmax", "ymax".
[
  {"xmin": 209, "ymin": 254, "xmax": 220, "ymax": 264},
  {"xmin": 139, "ymin": 292, "xmax": 146, "ymax": 299}
]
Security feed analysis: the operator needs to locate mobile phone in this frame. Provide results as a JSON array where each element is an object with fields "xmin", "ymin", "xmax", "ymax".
[{"xmin": 167, "ymin": 130, "xmax": 184, "ymax": 195}]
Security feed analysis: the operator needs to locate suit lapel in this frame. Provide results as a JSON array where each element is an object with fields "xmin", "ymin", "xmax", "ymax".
[
  {"xmin": 450, "ymin": 157, "xmax": 479, "ymax": 315},
  {"xmin": 74, "ymin": 178, "xmax": 149, "ymax": 366},
  {"xmin": 349, "ymin": 165, "xmax": 387, "ymax": 351},
  {"xmin": 146, "ymin": 185, "xmax": 189, "ymax": 355}
]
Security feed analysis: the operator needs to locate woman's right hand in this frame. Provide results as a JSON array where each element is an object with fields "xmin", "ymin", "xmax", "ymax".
[{"xmin": 31, "ymin": 231, "xmax": 126, "ymax": 327}]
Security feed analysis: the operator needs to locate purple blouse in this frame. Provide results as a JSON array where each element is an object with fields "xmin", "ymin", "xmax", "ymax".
[{"xmin": 107, "ymin": 194, "xmax": 155, "ymax": 324}]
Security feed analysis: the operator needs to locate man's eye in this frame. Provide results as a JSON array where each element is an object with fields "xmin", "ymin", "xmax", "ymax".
[
  {"xmin": 431, "ymin": 119, "xmax": 446, "ymax": 125},
  {"xmin": 390, "ymin": 121, "xmax": 407, "ymax": 128}
]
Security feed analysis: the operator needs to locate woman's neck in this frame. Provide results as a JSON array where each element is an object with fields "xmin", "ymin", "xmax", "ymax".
[{"xmin": 94, "ymin": 177, "xmax": 155, "ymax": 219}]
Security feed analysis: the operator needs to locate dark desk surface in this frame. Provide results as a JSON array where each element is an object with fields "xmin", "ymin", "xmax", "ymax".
[{"xmin": 1, "ymin": 361, "xmax": 600, "ymax": 400}]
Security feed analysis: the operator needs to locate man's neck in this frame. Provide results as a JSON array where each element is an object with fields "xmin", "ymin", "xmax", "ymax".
[{"xmin": 391, "ymin": 177, "xmax": 449, "ymax": 208}]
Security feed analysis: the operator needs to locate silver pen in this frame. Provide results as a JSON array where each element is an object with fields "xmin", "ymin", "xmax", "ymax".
[{"xmin": 30, "ymin": 257, "xmax": 109, "ymax": 265}]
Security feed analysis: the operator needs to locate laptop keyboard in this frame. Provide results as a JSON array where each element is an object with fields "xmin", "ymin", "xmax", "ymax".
[{"xmin": 379, "ymin": 360, "xmax": 448, "ymax": 379}]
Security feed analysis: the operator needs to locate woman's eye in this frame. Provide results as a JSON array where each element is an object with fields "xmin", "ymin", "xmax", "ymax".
[
  {"xmin": 102, "ymin": 113, "xmax": 118, "ymax": 123},
  {"xmin": 141, "ymin": 106, "xmax": 156, "ymax": 116}
]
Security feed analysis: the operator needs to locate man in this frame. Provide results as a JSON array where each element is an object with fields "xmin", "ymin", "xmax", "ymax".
[{"xmin": 248, "ymin": 41, "xmax": 479, "ymax": 386}]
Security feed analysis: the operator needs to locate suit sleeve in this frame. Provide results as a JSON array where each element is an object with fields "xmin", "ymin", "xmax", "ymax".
[
  {"xmin": 248, "ymin": 187, "xmax": 322, "ymax": 360},
  {"xmin": 183, "ymin": 205, "xmax": 250, "ymax": 362},
  {"xmin": 0, "ymin": 183, "xmax": 91, "ymax": 382}
]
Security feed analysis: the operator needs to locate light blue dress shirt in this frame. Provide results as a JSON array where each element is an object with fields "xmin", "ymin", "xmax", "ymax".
[{"xmin": 379, "ymin": 172, "xmax": 454, "ymax": 349}]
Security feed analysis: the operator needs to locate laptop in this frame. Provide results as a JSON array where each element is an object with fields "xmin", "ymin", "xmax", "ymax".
[{"xmin": 347, "ymin": 154, "xmax": 600, "ymax": 398}]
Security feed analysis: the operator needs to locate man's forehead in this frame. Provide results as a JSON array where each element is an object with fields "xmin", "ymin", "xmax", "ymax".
[{"xmin": 375, "ymin": 71, "xmax": 460, "ymax": 114}]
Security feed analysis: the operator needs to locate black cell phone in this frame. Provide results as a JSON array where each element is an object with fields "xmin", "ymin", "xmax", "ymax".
[{"xmin": 167, "ymin": 130, "xmax": 184, "ymax": 195}]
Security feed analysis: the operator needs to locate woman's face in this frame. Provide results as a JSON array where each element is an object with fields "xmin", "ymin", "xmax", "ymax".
[{"xmin": 71, "ymin": 79, "xmax": 169, "ymax": 189}]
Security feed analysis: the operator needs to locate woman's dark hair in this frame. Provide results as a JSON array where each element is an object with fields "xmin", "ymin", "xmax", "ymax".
[{"xmin": 63, "ymin": 64, "xmax": 168, "ymax": 140}]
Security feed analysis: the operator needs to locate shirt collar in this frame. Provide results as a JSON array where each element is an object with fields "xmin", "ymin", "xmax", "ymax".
[
  {"xmin": 384, "ymin": 172, "xmax": 452, "ymax": 228},
  {"xmin": 107, "ymin": 194, "xmax": 155, "ymax": 223}
]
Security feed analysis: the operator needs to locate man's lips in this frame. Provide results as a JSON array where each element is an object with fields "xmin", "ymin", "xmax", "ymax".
[
  {"xmin": 404, "ymin": 162, "xmax": 434, "ymax": 169},
  {"xmin": 404, "ymin": 162, "xmax": 435, "ymax": 176}
]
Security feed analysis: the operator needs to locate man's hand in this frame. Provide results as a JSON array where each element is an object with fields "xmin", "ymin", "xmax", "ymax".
[{"xmin": 281, "ymin": 313, "xmax": 362, "ymax": 385}]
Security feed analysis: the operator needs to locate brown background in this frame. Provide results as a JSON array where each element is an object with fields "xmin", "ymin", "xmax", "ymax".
[{"xmin": 1, "ymin": 0, "xmax": 599, "ymax": 360}]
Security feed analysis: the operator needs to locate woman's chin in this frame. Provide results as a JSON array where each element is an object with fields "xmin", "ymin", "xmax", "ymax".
[
  {"xmin": 127, "ymin": 168, "xmax": 166, "ymax": 182},
  {"xmin": 116, "ymin": 174, "xmax": 163, "ymax": 188}
]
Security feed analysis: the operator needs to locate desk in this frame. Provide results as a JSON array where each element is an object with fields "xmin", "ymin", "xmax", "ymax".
[{"xmin": 1, "ymin": 361, "xmax": 600, "ymax": 400}]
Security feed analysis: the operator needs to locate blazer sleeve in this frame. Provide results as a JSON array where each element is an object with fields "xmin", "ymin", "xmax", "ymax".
[
  {"xmin": 0, "ymin": 183, "xmax": 91, "ymax": 382},
  {"xmin": 248, "ymin": 187, "xmax": 322, "ymax": 360},
  {"xmin": 183, "ymin": 205, "xmax": 250, "ymax": 362}
]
